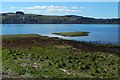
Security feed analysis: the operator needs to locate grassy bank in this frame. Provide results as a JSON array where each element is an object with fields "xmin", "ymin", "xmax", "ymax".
[
  {"xmin": 2, "ymin": 34, "xmax": 120, "ymax": 79},
  {"xmin": 52, "ymin": 32, "xmax": 89, "ymax": 37}
]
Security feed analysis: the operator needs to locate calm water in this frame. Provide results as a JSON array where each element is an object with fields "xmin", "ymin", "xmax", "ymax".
[{"xmin": 1, "ymin": 24, "xmax": 119, "ymax": 44}]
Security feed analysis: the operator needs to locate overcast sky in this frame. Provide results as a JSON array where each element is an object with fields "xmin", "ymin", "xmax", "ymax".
[{"xmin": 1, "ymin": 2, "xmax": 118, "ymax": 18}]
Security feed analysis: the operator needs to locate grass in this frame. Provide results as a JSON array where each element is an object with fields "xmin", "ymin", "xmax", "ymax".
[
  {"xmin": 2, "ymin": 34, "xmax": 120, "ymax": 79},
  {"xmin": 1, "ymin": 34, "xmax": 41, "ymax": 39},
  {"xmin": 52, "ymin": 31, "xmax": 89, "ymax": 37}
]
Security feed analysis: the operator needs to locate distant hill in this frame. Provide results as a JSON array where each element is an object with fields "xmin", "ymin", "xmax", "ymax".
[{"xmin": 0, "ymin": 12, "xmax": 120, "ymax": 24}]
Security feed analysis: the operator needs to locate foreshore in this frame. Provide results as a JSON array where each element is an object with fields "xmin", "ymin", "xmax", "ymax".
[{"xmin": 1, "ymin": 34, "xmax": 120, "ymax": 79}]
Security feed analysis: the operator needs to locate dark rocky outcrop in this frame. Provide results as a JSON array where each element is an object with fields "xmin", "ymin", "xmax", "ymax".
[{"xmin": 16, "ymin": 11, "xmax": 24, "ymax": 15}]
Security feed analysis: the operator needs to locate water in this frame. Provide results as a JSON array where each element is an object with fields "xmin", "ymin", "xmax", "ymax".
[{"xmin": 1, "ymin": 24, "xmax": 119, "ymax": 44}]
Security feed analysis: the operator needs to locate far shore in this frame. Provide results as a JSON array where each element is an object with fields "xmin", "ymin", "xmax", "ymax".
[{"xmin": 1, "ymin": 12, "xmax": 120, "ymax": 24}]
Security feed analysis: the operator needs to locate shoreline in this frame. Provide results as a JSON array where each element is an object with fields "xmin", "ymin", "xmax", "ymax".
[
  {"xmin": 1, "ymin": 33, "xmax": 119, "ymax": 46},
  {"xmin": 2, "ymin": 34, "xmax": 120, "ymax": 54}
]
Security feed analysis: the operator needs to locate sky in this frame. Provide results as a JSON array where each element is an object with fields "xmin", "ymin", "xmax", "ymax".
[
  {"xmin": 1, "ymin": 2, "xmax": 118, "ymax": 19},
  {"xmin": 1, "ymin": 0, "xmax": 119, "ymax": 2}
]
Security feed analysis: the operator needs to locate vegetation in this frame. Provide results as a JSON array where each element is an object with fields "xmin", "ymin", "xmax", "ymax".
[
  {"xmin": 52, "ymin": 32, "xmax": 89, "ymax": 37},
  {"xmin": 1, "ymin": 12, "xmax": 120, "ymax": 24},
  {"xmin": 2, "ymin": 34, "xmax": 120, "ymax": 79}
]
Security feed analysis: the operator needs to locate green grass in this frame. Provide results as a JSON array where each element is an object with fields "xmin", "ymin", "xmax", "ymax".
[
  {"xmin": 2, "ymin": 34, "xmax": 120, "ymax": 79},
  {"xmin": 2, "ymin": 46, "xmax": 119, "ymax": 79},
  {"xmin": 1, "ymin": 34, "xmax": 41, "ymax": 39},
  {"xmin": 52, "ymin": 31, "xmax": 89, "ymax": 37}
]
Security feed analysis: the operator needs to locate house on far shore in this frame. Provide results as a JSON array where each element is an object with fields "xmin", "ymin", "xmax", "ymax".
[{"xmin": 16, "ymin": 11, "xmax": 24, "ymax": 15}]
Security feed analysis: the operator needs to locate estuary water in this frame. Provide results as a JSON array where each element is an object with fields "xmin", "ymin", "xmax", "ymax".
[{"xmin": 1, "ymin": 24, "xmax": 119, "ymax": 44}]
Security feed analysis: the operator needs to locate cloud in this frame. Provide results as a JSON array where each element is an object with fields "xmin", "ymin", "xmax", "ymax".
[
  {"xmin": 25, "ymin": 5, "xmax": 67, "ymax": 10},
  {"xmin": 80, "ymin": 7, "xmax": 85, "ymax": 9},
  {"xmin": 89, "ymin": 7, "xmax": 93, "ymax": 10},
  {"xmin": 17, "ymin": 9, "xmax": 24, "ymax": 12},
  {"xmin": 11, "ymin": 5, "xmax": 83, "ymax": 15},
  {"xmin": 11, "ymin": 7, "xmax": 16, "ymax": 9},
  {"xmin": 71, "ymin": 6, "xmax": 78, "ymax": 9},
  {"xmin": 0, "ymin": 11, "xmax": 3, "ymax": 13},
  {"xmin": 45, "ymin": 8, "xmax": 82, "ymax": 14}
]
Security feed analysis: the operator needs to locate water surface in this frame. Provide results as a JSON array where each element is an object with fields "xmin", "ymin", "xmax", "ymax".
[{"xmin": 1, "ymin": 24, "xmax": 118, "ymax": 44}]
